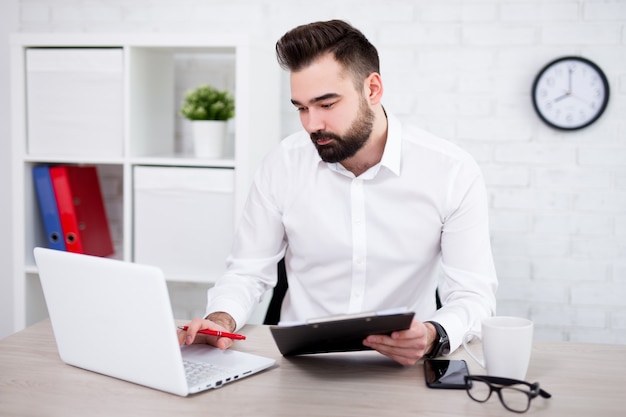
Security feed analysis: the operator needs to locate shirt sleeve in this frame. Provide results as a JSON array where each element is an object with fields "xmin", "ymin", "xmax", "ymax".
[
  {"xmin": 205, "ymin": 150, "xmax": 288, "ymax": 331},
  {"xmin": 428, "ymin": 160, "xmax": 498, "ymax": 353}
]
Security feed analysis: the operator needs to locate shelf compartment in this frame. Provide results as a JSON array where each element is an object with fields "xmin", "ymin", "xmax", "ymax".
[
  {"xmin": 25, "ymin": 162, "xmax": 124, "ymax": 267},
  {"xmin": 128, "ymin": 47, "xmax": 236, "ymax": 159}
]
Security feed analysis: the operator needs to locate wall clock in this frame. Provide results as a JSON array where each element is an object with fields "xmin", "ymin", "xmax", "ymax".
[{"xmin": 531, "ymin": 56, "xmax": 609, "ymax": 130}]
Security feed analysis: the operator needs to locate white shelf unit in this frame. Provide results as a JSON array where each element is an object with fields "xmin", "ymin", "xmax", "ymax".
[{"xmin": 10, "ymin": 33, "xmax": 280, "ymax": 331}]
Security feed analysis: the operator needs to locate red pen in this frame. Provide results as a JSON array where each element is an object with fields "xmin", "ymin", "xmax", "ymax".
[{"xmin": 177, "ymin": 326, "xmax": 246, "ymax": 340}]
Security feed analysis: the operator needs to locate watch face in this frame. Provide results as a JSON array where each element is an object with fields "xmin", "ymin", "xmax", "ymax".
[{"xmin": 532, "ymin": 56, "xmax": 609, "ymax": 130}]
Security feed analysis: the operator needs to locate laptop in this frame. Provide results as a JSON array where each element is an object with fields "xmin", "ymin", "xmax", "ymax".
[{"xmin": 33, "ymin": 247, "xmax": 276, "ymax": 397}]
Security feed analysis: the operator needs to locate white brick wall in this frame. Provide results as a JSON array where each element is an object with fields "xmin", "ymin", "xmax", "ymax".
[{"xmin": 13, "ymin": 0, "xmax": 626, "ymax": 343}]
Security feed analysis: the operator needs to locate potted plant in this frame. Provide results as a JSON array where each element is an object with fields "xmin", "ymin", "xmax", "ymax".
[{"xmin": 180, "ymin": 85, "xmax": 235, "ymax": 158}]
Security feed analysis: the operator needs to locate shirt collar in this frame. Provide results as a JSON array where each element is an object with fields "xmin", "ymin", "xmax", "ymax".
[{"xmin": 379, "ymin": 111, "xmax": 402, "ymax": 177}]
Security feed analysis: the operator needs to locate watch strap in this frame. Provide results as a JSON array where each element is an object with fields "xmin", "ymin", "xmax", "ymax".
[{"xmin": 424, "ymin": 320, "xmax": 450, "ymax": 358}]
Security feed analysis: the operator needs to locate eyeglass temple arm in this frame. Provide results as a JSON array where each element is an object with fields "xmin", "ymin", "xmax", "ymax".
[
  {"xmin": 538, "ymin": 387, "xmax": 552, "ymax": 398},
  {"xmin": 528, "ymin": 380, "xmax": 551, "ymax": 398},
  {"xmin": 523, "ymin": 381, "xmax": 551, "ymax": 399},
  {"xmin": 470, "ymin": 375, "xmax": 552, "ymax": 399}
]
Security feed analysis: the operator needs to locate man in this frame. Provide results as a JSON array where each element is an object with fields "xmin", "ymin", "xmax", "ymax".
[{"xmin": 179, "ymin": 20, "xmax": 497, "ymax": 366}]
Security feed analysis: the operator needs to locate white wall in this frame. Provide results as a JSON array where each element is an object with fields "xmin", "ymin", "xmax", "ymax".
[
  {"xmin": 3, "ymin": 0, "xmax": 626, "ymax": 344},
  {"xmin": 0, "ymin": 0, "xmax": 19, "ymax": 340}
]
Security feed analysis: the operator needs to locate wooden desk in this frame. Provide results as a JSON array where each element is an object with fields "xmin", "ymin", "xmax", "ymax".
[{"xmin": 1, "ymin": 320, "xmax": 624, "ymax": 417}]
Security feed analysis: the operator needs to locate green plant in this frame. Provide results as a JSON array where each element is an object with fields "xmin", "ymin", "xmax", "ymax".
[{"xmin": 180, "ymin": 85, "xmax": 235, "ymax": 121}]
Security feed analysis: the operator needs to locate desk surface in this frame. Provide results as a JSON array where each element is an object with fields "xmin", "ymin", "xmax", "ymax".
[{"xmin": 1, "ymin": 320, "xmax": 625, "ymax": 417}]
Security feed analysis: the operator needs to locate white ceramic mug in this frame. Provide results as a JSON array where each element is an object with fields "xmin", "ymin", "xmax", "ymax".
[{"xmin": 462, "ymin": 316, "xmax": 533, "ymax": 380}]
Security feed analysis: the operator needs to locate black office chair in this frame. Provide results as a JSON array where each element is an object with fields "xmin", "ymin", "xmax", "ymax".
[
  {"xmin": 263, "ymin": 258, "xmax": 442, "ymax": 325},
  {"xmin": 263, "ymin": 258, "xmax": 288, "ymax": 325}
]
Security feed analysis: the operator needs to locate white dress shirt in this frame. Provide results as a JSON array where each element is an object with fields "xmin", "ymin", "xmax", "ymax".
[{"xmin": 206, "ymin": 112, "xmax": 497, "ymax": 352}]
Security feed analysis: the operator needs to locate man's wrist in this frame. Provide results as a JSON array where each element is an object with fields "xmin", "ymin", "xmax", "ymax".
[
  {"xmin": 205, "ymin": 311, "xmax": 236, "ymax": 333},
  {"xmin": 424, "ymin": 322, "xmax": 438, "ymax": 354}
]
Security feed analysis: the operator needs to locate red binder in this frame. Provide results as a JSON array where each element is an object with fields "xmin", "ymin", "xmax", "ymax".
[{"xmin": 49, "ymin": 165, "xmax": 114, "ymax": 257}]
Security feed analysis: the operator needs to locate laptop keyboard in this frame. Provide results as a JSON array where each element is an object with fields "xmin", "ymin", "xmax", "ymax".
[{"xmin": 183, "ymin": 360, "xmax": 229, "ymax": 388}]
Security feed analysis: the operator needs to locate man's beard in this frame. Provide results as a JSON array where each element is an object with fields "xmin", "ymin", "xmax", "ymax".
[{"xmin": 310, "ymin": 99, "xmax": 375, "ymax": 163}]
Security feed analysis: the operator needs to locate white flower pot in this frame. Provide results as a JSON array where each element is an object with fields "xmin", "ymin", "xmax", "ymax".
[{"xmin": 192, "ymin": 120, "xmax": 227, "ymax": 158}]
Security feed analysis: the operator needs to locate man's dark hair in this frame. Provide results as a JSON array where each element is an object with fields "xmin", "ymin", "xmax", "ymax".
[{"xmin": 276, "ymin": 20, "xmax": 380, "ymax": 89}]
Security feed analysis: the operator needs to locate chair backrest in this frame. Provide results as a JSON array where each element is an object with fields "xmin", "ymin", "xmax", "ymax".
[{"xmin": 263, "ymin": 258, "xmax": 288, "ymax": 325}]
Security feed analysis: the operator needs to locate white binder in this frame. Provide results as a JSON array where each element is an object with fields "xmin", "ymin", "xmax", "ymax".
[
  {"xmin": 26, "ymin": 48, "xmax": 124, "ymax": 156},
  {"xmin": 133, "ymin": 166, "xmax": 235, "ymax": 283}
]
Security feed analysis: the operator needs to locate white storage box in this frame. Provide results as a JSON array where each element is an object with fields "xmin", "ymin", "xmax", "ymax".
[
  {"xmin": 26, "ymin": 48, "xmax": 124, "ymax": 157},
  {"xmin": 133, "ymin": 166, "xmax": 235, "ymax": 283}
]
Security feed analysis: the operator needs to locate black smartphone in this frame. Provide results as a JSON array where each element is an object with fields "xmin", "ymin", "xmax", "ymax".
[{"xmin": 424, "ymin": 359, "xmax": 469, "ymax": 389}]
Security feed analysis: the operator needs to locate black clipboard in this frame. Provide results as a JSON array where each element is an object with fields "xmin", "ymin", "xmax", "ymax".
[{"xmin": 269, "ymin": 311, "xmax": 415, "ymax": 356}]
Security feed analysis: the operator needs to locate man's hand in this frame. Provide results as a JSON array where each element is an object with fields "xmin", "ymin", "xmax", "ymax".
[
  {"xmin": 177, "ymin": 312, "xmax": 237, "ymax": 350},
  {"xmin": 362, "ymin": 320, "xmax": 437, "ymax": 366}
]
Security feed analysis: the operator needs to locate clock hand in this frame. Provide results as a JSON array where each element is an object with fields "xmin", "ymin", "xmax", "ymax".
[
  {"xmin": 569, "ymin": 93, "xmax": 591, "ymax": 105},
  {"xmin": 568, "ymin": 68, "xmax": 573, "ymax": 93},
  {"xmin": 554, "ymin": 91, "xmax": 570, "ymax": 102}
]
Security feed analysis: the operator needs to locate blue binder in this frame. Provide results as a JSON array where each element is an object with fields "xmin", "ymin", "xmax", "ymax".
[{"xmin": 33, "ymin": 165, "xmax": 66, "ymax": 251}]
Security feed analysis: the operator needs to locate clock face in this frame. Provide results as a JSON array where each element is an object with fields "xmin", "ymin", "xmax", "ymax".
[{"xmin": 532, "ymin": 56, "xmax": 609, "ymax": 130}]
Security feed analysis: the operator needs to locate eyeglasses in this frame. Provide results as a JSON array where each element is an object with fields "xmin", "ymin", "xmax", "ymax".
[{"xmin": 464, "ymin": 375, "xmax": 552, "ymax": 413}]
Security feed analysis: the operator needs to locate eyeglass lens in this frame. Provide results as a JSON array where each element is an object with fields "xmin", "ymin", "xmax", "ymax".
[
  {"xmin": 499, "ymin": 387, "xmax": 531, "ymax": 413},
  {"xmin": 467, "ymin": 379, "xmax": 531, "ymax": 413}
]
